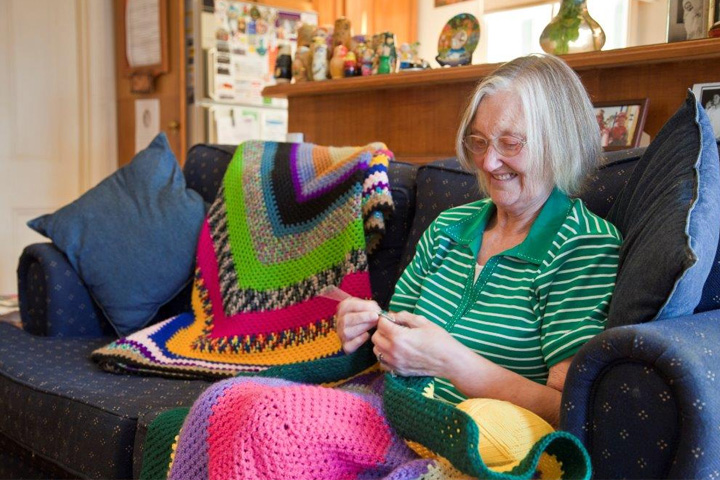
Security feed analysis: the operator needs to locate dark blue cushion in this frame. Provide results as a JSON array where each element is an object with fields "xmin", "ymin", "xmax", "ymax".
[
  {"xmin": 27, "ymin": 133, "xmax": 206, "ymax": 336},
  {"xmin": 606, "ymin": 92, "xmax": 720, "ymax": 327}
]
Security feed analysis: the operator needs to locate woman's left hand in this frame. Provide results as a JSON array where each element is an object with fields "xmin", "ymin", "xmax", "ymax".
[{"xmin": 370, "ymin": 311, "xmax": 459, "ymax": 378}]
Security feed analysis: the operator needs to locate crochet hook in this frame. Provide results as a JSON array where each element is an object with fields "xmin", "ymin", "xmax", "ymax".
[{"xmin": 318, "ymin": 286, "xmax": 400, "ymax": 325}]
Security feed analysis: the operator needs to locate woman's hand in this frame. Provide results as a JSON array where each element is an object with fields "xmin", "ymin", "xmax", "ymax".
[
  {"xmin": 336, "ymin": 297, "xmax": 381, "ymax": 354},
  {"xmin": 370, "ymin": 311, "xmax": 459, "ymax": 378}
]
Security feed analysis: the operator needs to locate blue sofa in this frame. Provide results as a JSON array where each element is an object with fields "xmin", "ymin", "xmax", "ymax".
[{"xmin": 2, "ymin": 142, "xmax": 719, "ymax": 479}]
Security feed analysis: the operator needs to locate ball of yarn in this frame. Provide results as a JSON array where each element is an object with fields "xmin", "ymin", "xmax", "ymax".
[{"xmin": 455, "ymin": 398, "xmax": 555, "ymax": 472}]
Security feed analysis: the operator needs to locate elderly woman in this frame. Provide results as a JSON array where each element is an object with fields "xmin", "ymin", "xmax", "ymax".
[{"xmin": 338, "ymin": 54, "xmax": 622, "ymax": 427}]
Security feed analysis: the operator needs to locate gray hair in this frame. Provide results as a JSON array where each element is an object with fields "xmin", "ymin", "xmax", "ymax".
[{"xmin": 455, "ymin": 54, "xmax": 602, "ymax": 196}]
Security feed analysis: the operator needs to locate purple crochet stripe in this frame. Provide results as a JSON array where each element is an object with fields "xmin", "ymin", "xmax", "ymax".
[
  {"xmin": 290, "ymin": 144, "xmax": 370, "ymax": 202},
  {"xmin": 363, "ymin": 182, "xmax": 390, "ymax": 194},
  {"xmin": 169, "ymin": 377, "xmax": 297, "ymax": 480}
]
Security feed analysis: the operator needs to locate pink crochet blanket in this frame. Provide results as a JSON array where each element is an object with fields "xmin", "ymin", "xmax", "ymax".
[{"xmin": 144, "ymin": 362, "xmax": 592, "ymax": 480}]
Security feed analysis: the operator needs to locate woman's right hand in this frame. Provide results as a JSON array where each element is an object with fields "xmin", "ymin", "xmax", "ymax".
[{"xmin": 336, "ymin": 297, "xmax": 381, "ymax": 353}]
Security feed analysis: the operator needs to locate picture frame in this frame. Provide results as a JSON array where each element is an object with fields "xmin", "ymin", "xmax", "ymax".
[
  {"xmin": 693, "ymin": 82, "xmax": 720, "ymax": 139},
  {"xmin": 667, "ymin": 0, "xmax": 712, "ymax": 43},
  {"xmin": 435, "ymin": 0, "xmax": 469, "ymax": 7},
  {"xmin": 593, "ymin": 99, "xmax": 649, "ymax": 151}
]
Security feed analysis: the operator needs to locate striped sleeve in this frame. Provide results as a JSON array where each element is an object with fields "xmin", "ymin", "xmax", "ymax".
[
  {"xmin": 534, "ymin": 220, "xmax": 622, "ymax": 368},
  {"xmin": 389, "ymin": 220, "xmax": 439, "ymax": 313}
]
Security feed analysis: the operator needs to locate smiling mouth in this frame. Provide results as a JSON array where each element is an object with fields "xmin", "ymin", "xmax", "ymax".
[{"xmin": 491, "ymin": 173, "xmax": 517, "ymax": 181}]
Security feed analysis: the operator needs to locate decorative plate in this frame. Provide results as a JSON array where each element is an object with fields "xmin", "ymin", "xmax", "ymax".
[{"xmin": 436, "ymin": 13, "xmax": 480, "ymax": 67}]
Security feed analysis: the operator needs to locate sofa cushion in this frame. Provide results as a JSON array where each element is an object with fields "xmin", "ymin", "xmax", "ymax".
[
  {"xmin": 606, "ymin": 93, "xmax": 720, "ymax": 326},
  {"xmin": 27, "ymin": 133, "xmax": 206, "ymax": 336},
  {"xmin": 183, "ymin": 144, "xmax": 236, "ymax": 203},
  {"xmin": 368, "ymin": 161, "xmax": 418, "ymax": 308},
  {"xmin": 399, "ymin": 159, "xmax": 482, "ymax": 274},
  {"xmin": 0, "ymin": 323, "xmax": 210, "ymax": 479}
]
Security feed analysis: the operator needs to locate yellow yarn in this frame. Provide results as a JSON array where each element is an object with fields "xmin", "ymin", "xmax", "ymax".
[
  {"xmin": 407, "ymin": 398, "xmax": 556, "ymax": 474},
  {"xmin": 456, "ymin": 398, "xmax": 555, "ymax": 472}
]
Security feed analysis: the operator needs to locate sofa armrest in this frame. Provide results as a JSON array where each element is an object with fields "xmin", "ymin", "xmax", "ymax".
[
  {"xmin": 560, "ymin": 311, "xmax": 720, "ymax": 480},
  {"xmin": 17, "ymin": 243, "xmax": 113, "ymax": 337}
]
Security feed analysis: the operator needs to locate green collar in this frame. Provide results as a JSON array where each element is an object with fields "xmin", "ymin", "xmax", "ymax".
[{"xmin": 440, "ymin": 188, "xmax": 572, "ymax": 265}]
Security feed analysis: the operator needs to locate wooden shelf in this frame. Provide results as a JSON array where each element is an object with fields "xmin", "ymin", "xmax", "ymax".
[
  {"xmin": 267, "ymin": 38, "xmax": 720, "ymax": 164},
  {"xmin": 263, "ymin": 38, "xmax": 720, "ymax": 99}
]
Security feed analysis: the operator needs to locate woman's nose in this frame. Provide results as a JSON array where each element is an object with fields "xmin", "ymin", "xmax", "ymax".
[{"xmin": 481, "ymin": 146, "xmax": 503, "ymax": 171}]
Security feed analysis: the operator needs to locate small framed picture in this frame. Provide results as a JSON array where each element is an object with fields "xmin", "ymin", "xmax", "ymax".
[
  {"xmin": 667, "ymin": 0, "xmax": 712, "ymax": 42},
  {"xmin": 594, "ymin": 99, "xmax": 649, "ymax": 151},
  {"xmin": 693, "ymin": 82, "xmax": 720, "ymax": 139}
]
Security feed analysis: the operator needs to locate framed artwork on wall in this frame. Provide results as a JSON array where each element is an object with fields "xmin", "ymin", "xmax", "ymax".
[
  {"xmin": 594, "ymin": 99, "xmax": 649, "ymax": 151},
  {"xmin": 693, "ymin": 82, "xmax": 720, "ymax": 139},
  {"xmin": 667, "ymin": 0, "xmax": 712, "ymax": 42},
  {"xmin": 435, "ymin": 0, "xmax": 470, "ymax": 7}
]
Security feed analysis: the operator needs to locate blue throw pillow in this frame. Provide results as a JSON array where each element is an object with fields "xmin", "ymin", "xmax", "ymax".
[
  {"xmin": 606, "ymin": 92, "xmax": 720, "ymax": 327},
  {"xmin": 27, "ymin": 133, "xmax": 205, "ymax": 336}
]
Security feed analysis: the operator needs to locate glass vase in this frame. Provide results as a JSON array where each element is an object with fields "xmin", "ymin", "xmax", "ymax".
[{"xmin": 539, "ymin": 0, "xmax": 606, "ymax": 55}]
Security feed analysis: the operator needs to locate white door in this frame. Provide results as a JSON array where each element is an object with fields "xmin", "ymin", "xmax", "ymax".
[{"xmin": 0, "ymin": 0, "xmax": 116, "ymax": 295}]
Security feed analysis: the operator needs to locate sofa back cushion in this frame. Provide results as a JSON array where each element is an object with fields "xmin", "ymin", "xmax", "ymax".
[
  {"xmin": 183, "ymin": 143, "xmax": 419, "ymax": 309},
  {"xmin": 606, "ymin": 93, "xmax": 720, "ymax": 326}
]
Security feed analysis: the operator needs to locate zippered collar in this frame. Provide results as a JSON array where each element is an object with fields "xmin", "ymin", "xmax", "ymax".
[{"xmin": 440, "ymin": 187, "xmax": 572, "ymax": 265}]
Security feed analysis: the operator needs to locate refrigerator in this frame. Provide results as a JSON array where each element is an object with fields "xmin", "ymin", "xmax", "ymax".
[{"xmin": 187, "ymin": 0, "xmax": 318, "ymax": 146}]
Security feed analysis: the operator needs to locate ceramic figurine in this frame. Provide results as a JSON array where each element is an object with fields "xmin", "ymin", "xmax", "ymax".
[
  {"xmin": 292, "ymin": 45, "xmax": 311, "ymax": 82},
  {"xmin": 398, "ymin": 43, "xmax": 413, "ymax": 70},
  {"xmin": 330, "ymin": 44, "xmax": 348, "ymax": 79},
  {"xmin": 377, "ymin": 53, "xmax": 391, "ymax": 74},
  {"xmin": 311, "ymin": 36, "xmax": 328, "ymax": 81},
  {"xmin": 360, "ymin": 45, "xmax": 374, "ymax": 76},
  {"xmin": 274, "ymin": 44, "xmax": 292, "ymax": 83},
  {"xmin": 333, "ymin": 17, "xmax": 353, "ymax": 50},
  {"xmin": 297, "ymin": 24, "xmax": 315, "ymax": 49},
  {"xmin": 371, "ymin": 33, "xmax": 384, "ymax": 74},
  {"xmin": 343, "ymin": 51, "xmax": 357, "ymax": 77},
  {"xmin": 382, "ymin": 32, "xmax": 397, "ymax": 73}
]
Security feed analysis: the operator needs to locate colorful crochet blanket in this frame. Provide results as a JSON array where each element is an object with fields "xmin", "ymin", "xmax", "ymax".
[
  {"xmin": 92, "ymin": 140, "xmax": 394, "ymax": 378},
  {"xmin": 139, "ymin": 345, "xmax": 592, "ymax": 480}
]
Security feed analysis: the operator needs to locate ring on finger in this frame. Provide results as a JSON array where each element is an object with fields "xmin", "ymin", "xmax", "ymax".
[{"xmin": 378, "ymin": 352, "xmax": 385, "ymax": 363}]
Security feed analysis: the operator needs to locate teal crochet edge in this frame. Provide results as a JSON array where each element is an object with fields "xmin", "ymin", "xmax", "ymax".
[
  {"xmin": 384, "ymin": 374, "xmax": 591, "ymax": 480},
  {"xmin": 140, "ymin": 407, "xmax": 190, "ymax": 480}
]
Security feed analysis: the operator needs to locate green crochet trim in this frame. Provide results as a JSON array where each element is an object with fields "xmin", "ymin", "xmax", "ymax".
[{"xmin": 139, "ymin": 408, "xmax": 190, "ymax": 480}]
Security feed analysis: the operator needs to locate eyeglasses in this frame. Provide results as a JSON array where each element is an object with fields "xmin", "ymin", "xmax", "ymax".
[{"xmin": 463, "ymin": 134, "xmax": 527, "ymax": 157}]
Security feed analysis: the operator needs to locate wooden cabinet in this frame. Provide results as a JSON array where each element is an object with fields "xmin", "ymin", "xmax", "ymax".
[{"xmin": 263, "ymin": 39, "xmax": 720, "ymax": 164}]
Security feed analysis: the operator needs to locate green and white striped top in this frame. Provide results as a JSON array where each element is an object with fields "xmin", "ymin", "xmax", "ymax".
[{"xmin": 389, "ymin": 188, "xmax": 622, "ymax": 405}]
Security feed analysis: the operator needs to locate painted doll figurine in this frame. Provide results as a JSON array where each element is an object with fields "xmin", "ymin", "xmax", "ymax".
[
  {"xmin": 382, "ymin": 32, "xmax": 397, "ymax": 73},
  {"xmin": 292, "ymin": 45, "xmax": 311, "ymax": 82},
  {"xmin": 330, "ymin": 44, "xmax": 348, "ymax": 79},
  {"xmin": 311, "ymin": 36, "xmax": 328, "ymax": 81},
  {"xmin": 360, "ymin": 44, "xmax": 374, "ymax": 76}
]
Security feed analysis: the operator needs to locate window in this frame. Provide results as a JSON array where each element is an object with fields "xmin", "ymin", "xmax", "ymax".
[{"xmin": 484, "ymin": 0, "xmax": 628, "ymax": 64}]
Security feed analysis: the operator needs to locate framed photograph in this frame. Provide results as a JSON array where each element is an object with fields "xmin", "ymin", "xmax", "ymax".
[
  {"xmin": 594, "ymin": 99, "xmax": 649, "ymax": 151},
  {"xmin": 693, "ymin": 82, "xmax": 720, "ymax": 139},
  {"xmin": 667, "ymin": 0, "xmax": 712, "ymax": 42}
]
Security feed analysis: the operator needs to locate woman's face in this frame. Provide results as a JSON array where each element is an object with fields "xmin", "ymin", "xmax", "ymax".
[{"xmin": 470, "ymin": 90, "xmax": 553, "ymax": 217}]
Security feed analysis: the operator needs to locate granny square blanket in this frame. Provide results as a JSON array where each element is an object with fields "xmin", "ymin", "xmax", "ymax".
[{"xmin": 92, "ymin": 140, "xmax": 394, "ymax": 378}]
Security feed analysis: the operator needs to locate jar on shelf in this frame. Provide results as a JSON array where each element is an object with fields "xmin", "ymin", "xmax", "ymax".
[{"xmin": 539, "ymin": 0, "xmax": 605, "ymax": 55}]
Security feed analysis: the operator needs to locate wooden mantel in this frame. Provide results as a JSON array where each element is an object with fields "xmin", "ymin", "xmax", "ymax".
[{"xmin": 263, "ymin": 39, "xmax": 720, "ymax": 164}]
